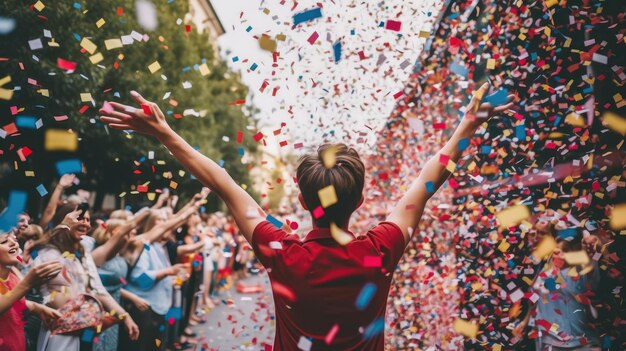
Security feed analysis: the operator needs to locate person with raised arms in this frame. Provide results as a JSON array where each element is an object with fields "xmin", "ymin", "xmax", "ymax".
[{"xmin": 99, "ymin": 83, "xmax": 513, "ymax": 350}]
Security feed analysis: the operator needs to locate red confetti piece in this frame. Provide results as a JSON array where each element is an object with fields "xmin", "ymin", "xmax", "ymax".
[
  {"xmin": 236, "ymin": 131, "xmax": 243, "ymax": 143},
  {"xmin": 393, "ymin": 91, "xmax": 403, "ymax": 99},
  {"xmin": 271, "ymin": 281, "xmax": 296, "ymax": 302},
  {"xmin": 364, "ymin": 255, "xmax": 382, "ymax": 267},
  {"xmin": 385, "ymin": 20, "xmax": 402, "ymax": 31},
  {"xmin": 57, "ymin": 58, "xmax": 77, "ymax": 71},
  {"xmin": 229, "ymin": 99, "xmax": 246, "ymax": 105},
  {"xmin": 312, "ymin": 206, "xmax": 325, "ymax": 219},
  {"xmin": 141, "ymin": 104, "xmax": 152, "ymax": 115},
  {"xmin": 137, "ymin": 185, "xmax": 148, "ymax": 192},
  {"xmin": 325, "ymin": 324, "xmax": 339, "ymax": 345},
  {"xmin": 253, "ymin": 132, "xmax": 264, "ymax": 142},
  {"xmin": 307, "ymin": 31, "xmax": 319, "ymax": 44}
]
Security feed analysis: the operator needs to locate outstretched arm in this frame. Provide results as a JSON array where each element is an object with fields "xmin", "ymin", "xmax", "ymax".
[
  {"xmin": 99, "ymin": 92, "xmax": 265, "ymax": 243},
  {"xmin": 39, "ymin": 174, "xmax": 76, "ymax": 228},
  {"xmin": 386, "ymin": 83, "xmax": 513, "ymax": 244}
]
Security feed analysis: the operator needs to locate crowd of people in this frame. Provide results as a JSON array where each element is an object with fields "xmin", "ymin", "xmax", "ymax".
[{"xmin": 1, "ymin": 173, "xmax": 256, "ymax": 351}]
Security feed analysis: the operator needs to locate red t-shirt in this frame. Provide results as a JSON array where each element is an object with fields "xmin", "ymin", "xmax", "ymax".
[
  {"xmin": 251, "ymin": 221, "xmax": 405, "ymax": 350},
  {"xmin": 0, "ymin": 271, "xmax": 27, "ymax": 351}
]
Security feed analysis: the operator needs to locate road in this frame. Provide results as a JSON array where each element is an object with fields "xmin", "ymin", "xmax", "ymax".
[{"xmin": 191, "ymin": 273, "xmax": 275, "ymax": 351}]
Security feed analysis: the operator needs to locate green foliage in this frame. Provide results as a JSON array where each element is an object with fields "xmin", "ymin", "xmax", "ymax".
[{"xmin": 0, "ymin": 0, "xmax": 258, "ymax": 214}]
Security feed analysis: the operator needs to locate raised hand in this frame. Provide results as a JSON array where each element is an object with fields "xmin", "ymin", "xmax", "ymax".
[
  {"xmin": 24, "ymin": 260, "xmax": 63, "ymax": 288},
  {"xmin": 464, "ymin": 83, "xmax": 515, "ymax": 127},
  {"xmin": 99, "ymin": 91, "xmax": 171, "ymax": 138},
  {"xmin": 58, "ymin": 174, "xmax": 76, "ymax": 189}
]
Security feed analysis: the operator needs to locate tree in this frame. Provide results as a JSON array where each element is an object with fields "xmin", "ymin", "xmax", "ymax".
[{"xmin": 0, "ymin": 0, "xmax": 258, "ymax": 216}]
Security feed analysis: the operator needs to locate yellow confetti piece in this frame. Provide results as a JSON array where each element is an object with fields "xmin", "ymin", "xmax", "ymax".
[
  {"xmin": 275, "ymin": 34, "xmax": 286, "ymax": 41},
  {"xmin": 45, "ymin": 129, "xmax": 78, "ymax": 151},
  {"xmin": 497, "ymin": 240, "xmax": 510, "ymax": 252},
  {"xmin": 321, "ymin": 146, "xmax": 339, "ymax": 169},
  {"xmin": 564, "ymin": 112, "xmax": 585, "ymax": 127},
  {"xmin": 610, "ymin": 203, "xmax": 626, "ymax": 230},
  {"xmin": 486, "ymin": 58, "xmax": 496, "ymax": 69},
  {"xmin": 453, "ymin": 318, "xmax": 478, "ymax": 338},
  {"xmin": 0, "ymin": 88, "xmax": 13, "ymax": 100},
  {"xmin": 148, "ymin": 61, "xmax": 161, "ymax": 73},
  {"xmin": 38, "ymin": 89, "xmax": 49, "ymax": 97},
  {"xmin": 80, "ymin": 93, "xmax": 92, "ymax": 102},
  {"xmin": 532, "ymin": 235, "xmax": 557, "ymax": 260},
  {"xmin": 545, "ymin": 0, "xmax": 558, "ymax": 8},
  {"xmin": 259, "ymin": 36, "xmax": 277, "ymax": 52},
  {"xmin": 495, "ymin": 205, "xmax": 530, "ymax": 228},
  {"xmin": 199, "ymin": 63, "xmax": 211, "ymax": 76},
  {"xmin": 96, "ymin": 18, "xmax": 106, "ymax": 28},
  {"xmin": 602, "ymin": 111, "xmax": 626, "ymax": 135},
  {"xmin": 419, "ymin": 30, "xmax": 430, "ymax": 38},
  {"xmin": 330, "ymin": 223, "xmax": 353, "ymax": 245},
  {"xmin": 104, "ymin": 39, "xmax": 123, "ymax": 50},
  {"xmin": 446, "ymin": 160, "xmax": 456, "ymax": 173},
  {"xmin": 318, "ymin": 185, "xmax": 338, "ymax": 208},
  {"xmin": 563, "ymin": 251, "xmax": 590, "ymax": 266},
  {"xmin": 34, "ymin": 0, "xmax": 45, "ymax": 11},
  {"xmin": 89, "ymin": 53, "xmax": 104, "ymax": 64},
  {"xmin": 80, "ymin": 37, "xmax": 97, "ymax": 54},
  {"xmin": 147, "ymin": 193, "xmax": 156, "ymax": 201},
  {"xmin": 169, "ymin": 181, "xmax": 178, "ymax": 189},
  {"xmin": 155, "ymin": 339, "xmax": 161, "ymax": 348},
  {"xmin": 178, "ymin": 170, "xmax": 185, "ymax": 177},
  {"xmin": 25, "ymin": 171, "xmax": 35, "ymax": 177}
]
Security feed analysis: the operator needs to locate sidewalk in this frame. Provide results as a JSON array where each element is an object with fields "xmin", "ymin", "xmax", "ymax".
[{"xmin": 191, "ymin": 273, "xmax": 275, "ymax": 350}]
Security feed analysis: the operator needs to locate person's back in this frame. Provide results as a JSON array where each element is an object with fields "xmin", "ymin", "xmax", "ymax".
[{"xmin": 253, "ymin": 221, "xmax": 405, "ymax": 350}]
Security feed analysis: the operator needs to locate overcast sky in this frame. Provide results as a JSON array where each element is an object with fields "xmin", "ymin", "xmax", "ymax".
[{"xmin": 210, "ymin": 0, "xmax": 443, "ymax": 153}]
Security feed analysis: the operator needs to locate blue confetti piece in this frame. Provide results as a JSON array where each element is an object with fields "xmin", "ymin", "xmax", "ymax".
[
  {"xmin": 15, "ymin": 116, "xmax": 38, "ymax": 129},
  {"xmin": 218, "ymin": 160, "xmax": 225, "ymax": 167},
  {"xmin": 73, "ymin": 3, "xmax": 81, "ymax": 9},
  {"xmin": 165, "ymin": 306, "xmax": 182, "ymax": 320},
  {"xmin": 232, "ymin": 56, "xmax": 239, "ymax": 62},
  {"xmin": 135, "ymin": 272, "xmax": 155, "ymax": 289},
  {"xmin": 483, "ymin": 88, "xmax": 509, "ymax": 106},
  {"xmin": 481, "ymin": 145, "xmax": 492, "ymax": 154},
  {"xmin": 363, "ymin": 317, "xmax": 385, "ymax": 339},
  {"xmin": 72, "ymin": 33, "xmax": 81, "ymax": 41},
  {"xmin": 557, "ymin": 228, "xmax": 578, "ymax": 240},
  {"xmin": 30, "ymin": 249, "xmax": 38, "ymax": 260},
  {"xmin": 36, "ymin": 184, "xmax": 48, "ymax": 197},
  {"xmin": 355, "ymin": 283, "xmax": 377, "ymax": 310},
  {"xmin": 250, "ymin": 63, "xmax": 258, "ymax": 71},
  {"xmin": 293, "ymin": 7, "xmax": 322, "ymax": 26},
  {"xmin": 81, "ymin": 328, "xmax": 95, "ymax": 342},
  {"xmin": 545, "ymin": 277, "xmax": 557, "ymax": 292},
  {"xmin": 55, "ymin": 159, "xmax": 82, "ymax": 176},
  {"xmin": 266, "ymin": 214, "xmax": 283, "ymax": 229},
  {"xmin": 425, "ymin": 181, "xmax": 435, "ymax": 193},
  {"xmin": 458, "ymin": 137, "xmax": 469, "ymax": 151},
  {"xmin": 350, "ymin": 29, "xmax": 355, "ymax": 35},
  {"xmin": 378, "ymin": 21, "xmax": 385, "ymax": 27},
  {"xmin": 238, "ymin": 147, "xmax": 244, "ymax": 156},
  {"xmin": 333, "ymin": 41, "xmax": 342, "ymax": 63},
  {"xmin": 449, "ymin": 61, "xmax": 468, "ymax": 78},
  {"xmin": 602, "ymin": 336, "xmax": 612, "ymax": 348},
  {"xmin": 515, "ymin": 125, "xmax": 525, "ymax": 140},
  {"xmin": 144, "ymin": 243, "xmax": 151, "ymax": 251},
  {"xmin": 0, "ymin": 191, "xmax": 28, "ymax": 231}
]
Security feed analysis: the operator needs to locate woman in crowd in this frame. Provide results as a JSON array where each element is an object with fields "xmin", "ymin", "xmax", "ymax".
[
  {"xmin": 30, "ymin": 209, "xmax": 140, "ymax": 351},
  {"xmin": 0, "ymin": 231, "xmax": 63, "ymax": 351}
]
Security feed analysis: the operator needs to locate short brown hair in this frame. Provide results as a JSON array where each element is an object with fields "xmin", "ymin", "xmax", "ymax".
[{"xmin": 296, "ymin": 143, "xmax": 365, "ymax": 227}]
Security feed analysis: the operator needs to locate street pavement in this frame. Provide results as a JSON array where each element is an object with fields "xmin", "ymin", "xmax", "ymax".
[{"xmin": 191, "ymin": 273, "xmax": 275, "ymax": 350}]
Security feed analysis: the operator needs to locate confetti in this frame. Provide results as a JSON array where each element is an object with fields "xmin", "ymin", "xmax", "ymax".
[{"xmin": 317, "ymin": 185, "xmax": 338, "ymax": 208}]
